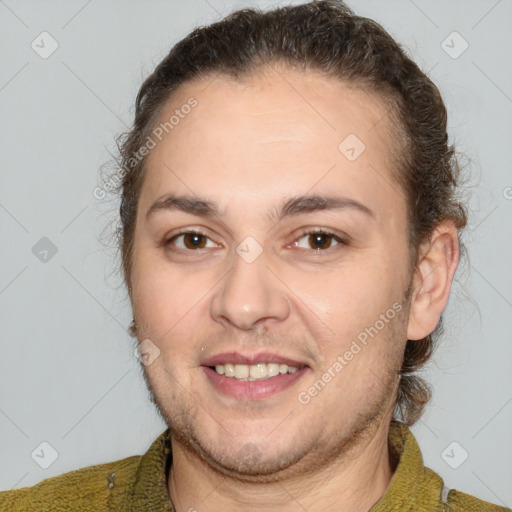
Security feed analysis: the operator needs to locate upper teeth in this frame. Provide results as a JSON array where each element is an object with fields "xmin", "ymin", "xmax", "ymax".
[{"xmin": 214, "ymin": 363, "xmax": 299, "ymax": 381}]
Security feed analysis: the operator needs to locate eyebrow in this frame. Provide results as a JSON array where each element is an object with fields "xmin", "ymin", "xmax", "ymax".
[{"xmin": 146, "ymin": 193, "xmax": 375, "ymax": 223}]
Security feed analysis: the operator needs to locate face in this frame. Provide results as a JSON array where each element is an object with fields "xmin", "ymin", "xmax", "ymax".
[{"xmin": 130, "ymin": 64, "xmax": 413, "ymax": 479}]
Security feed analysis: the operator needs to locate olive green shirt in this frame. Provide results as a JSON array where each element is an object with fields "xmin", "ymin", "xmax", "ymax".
[{"xmin": 0, "ymin": 421, "xmax": 508, "ymax": 511}]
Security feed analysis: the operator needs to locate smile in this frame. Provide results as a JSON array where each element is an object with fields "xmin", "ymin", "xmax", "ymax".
[{"xmin": 212, "ymin": 362, "xmax": 300, "ymax": 381}]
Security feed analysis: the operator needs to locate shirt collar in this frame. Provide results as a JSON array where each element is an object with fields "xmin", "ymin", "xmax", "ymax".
[
  {"xmin": 370, "ymin": 421, "xmax": 444, "ymax": 511},
  {"xmin": 127, "ymin": 427, "xmax": 174, "ymax": 511}
]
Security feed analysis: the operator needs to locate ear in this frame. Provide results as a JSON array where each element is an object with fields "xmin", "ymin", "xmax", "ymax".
[{"xmin": 407, "ymin": 221, "xmax": 460, "ymax": 341}]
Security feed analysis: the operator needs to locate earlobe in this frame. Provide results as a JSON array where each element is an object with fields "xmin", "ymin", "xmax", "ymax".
[{"xmin": 406, "ymin": 222, "xmax": 460, "ymax": 341}]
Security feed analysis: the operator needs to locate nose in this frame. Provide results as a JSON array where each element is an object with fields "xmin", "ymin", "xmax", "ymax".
[{"xmin": 209, "ymin": 245, "xmax": 291, "ymax": 331}]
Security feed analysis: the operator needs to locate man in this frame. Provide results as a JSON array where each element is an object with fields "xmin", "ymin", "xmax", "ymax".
[{"xmin": 1, "ymin": 1, "xmax": 508, "ymax": 511}]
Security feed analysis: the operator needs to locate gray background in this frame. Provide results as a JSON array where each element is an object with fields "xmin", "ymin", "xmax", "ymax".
[{"xmin": 1, "ymin": 0, "xmax": 511, "ymax": 507}]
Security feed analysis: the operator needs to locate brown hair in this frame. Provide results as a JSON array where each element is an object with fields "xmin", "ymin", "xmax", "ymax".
[{"xmin": 111, "ymin": 0, "xmax": 468, "ymax": 425}]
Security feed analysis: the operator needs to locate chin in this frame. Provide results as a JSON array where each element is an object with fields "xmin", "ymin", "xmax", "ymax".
[
  {"xmin": 192, "ymin": 438, "xmax": 312, "ymax": 482},
  {"xmin": 167, "ymin": 417, "xmax": 312, "ymax": 481}
]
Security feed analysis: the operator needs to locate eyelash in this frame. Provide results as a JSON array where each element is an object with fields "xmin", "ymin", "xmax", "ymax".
[{"xmin": 164, "ymin": 228, "xmax": 348, "ymax": 253}]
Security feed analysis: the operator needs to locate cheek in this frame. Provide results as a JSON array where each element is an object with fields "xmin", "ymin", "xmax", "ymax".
[
  {"xmin": 290, "ymin": 257, "xmax": 401, "ymax": 341},
  {"xmin": 131, "ymin": 249, "xmax": 184, "ymax": 335},
  {"xmin": 131, "ymin": 248, "xmax": 219, "ymax": 346}
]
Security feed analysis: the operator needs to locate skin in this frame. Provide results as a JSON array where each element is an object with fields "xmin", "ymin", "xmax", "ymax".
[{"xmin": 130, "ymin": 63, "xmax": 460, "ymax": 511}]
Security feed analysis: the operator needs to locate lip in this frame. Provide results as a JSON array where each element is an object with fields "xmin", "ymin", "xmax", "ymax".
[
  {"xmin": 203, "ymin": 365, "xmax": 309, "ymax": 400},
  {"xmin": 201, "ymin": 351, "xmax": 307, "ymax": 367}
]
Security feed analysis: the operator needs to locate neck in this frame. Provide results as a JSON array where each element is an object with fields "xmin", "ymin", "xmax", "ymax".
[{"xmin": 167, "ymin": 418, "xmax": 395, "ymax": 512}]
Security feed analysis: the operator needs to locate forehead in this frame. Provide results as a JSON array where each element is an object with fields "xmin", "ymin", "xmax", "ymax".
[{"xmin": 140, "ymin": 64, "xmax": 405, "ymax": 223}]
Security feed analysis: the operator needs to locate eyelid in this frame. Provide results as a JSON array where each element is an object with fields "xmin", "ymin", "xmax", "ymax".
[
  {"xmin": 293, "ymin": 227, "xmax": 349, "ymax": 245},
  {"xmin": 164, "ymin": 227, "xmax": 219, "ymax": 249}
]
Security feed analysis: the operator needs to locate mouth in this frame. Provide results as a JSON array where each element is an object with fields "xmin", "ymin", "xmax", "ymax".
[
  {"xmin": 201, "ymin": 352, "xmax": 310, "ymax": 400},
  {"xmin": 210, "ymin": 362, "xmax": 302, "ymax": 381}
]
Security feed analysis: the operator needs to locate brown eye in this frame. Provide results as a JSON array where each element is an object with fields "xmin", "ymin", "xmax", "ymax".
[
  {"xmin": 182, "ymin": 233, "xmax": 207, "ymax": 249},
  {"xmin": 167, "ymin": 231, "xmax": 215, "ymax": 250},
  {"xmin": 309, "ymin": 232, "xmax": 333, "ymax": 250},
  {"xmin": 294, "ymin": 230, "xmax": 345, "ymax": 251}
]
